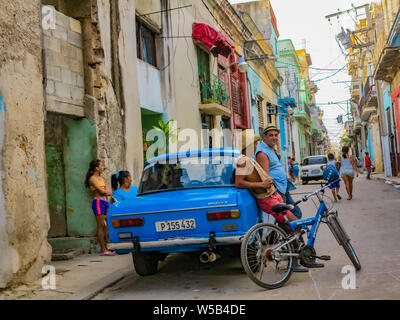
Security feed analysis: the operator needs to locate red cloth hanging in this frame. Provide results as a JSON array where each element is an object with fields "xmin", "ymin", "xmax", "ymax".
[{"xmin": 192, "ymin": 23, "xmax": 234, "ymax": 58}]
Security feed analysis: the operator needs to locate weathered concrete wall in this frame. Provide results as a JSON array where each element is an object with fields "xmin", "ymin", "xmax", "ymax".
[
  {"xmin": 81, "ymin": 0, "xmax": 126, "ymax": 182},
  {"xmin": 0, "ymin": 0, "xmax": 52, "ymax": 288},
  {"xmin": 0, "ymin": 94, "xmax": 13, "ymax": 288},
  {"xmin": 370, "ymin": 115, "xmax": 384, "ymax": 172},
  {"xmin": 43, "ymin": 8, "xmax": 85, "ymax": 116},
  {"xmin": 116, "ymin": 0, "xmax": 144, "ymax": 184}
]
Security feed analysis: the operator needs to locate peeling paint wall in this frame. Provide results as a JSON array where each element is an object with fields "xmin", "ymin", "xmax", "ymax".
[{"xmin": 0, "ymin": 0, "xmax": 51, "ymax": 288}]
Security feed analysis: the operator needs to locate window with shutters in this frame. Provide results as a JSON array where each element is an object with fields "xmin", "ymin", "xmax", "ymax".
[
  {"xmin": 257, "ymin": 96, "xmax": 264, "ymax": 131},
  {"xmin": 197, "ymin": 47, "xmax": 211, "ymax": 103},
  {"xmin": 267, "ymin": 103, "xmax": 277, "ymax": 124},
  {"xmin": 231, "ymin": 76, "xmax": 243, "ymax": 115},
  {"xmin": 136, "ymin": 20, "xmax": 157, "ymax": 67}
]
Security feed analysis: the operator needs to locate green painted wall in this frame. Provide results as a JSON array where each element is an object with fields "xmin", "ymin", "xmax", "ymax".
[
  {"xmin": 63, "ymin": 119, "xmax": 97, "ymax": 238},
  {"xmin": 46, "ymin": 145, "xmax": 67, "ymax": 237}
]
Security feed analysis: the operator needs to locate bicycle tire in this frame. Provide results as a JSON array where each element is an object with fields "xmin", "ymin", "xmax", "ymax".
[
  {"xmin": 327, "ymin": 214, "xmax": 361, "ymax": 271},
  {"xmin": 240, "ymin": 223, "xmax": 295, "ymax": 289}
]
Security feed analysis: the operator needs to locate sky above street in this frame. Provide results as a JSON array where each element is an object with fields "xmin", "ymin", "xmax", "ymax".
[{"xmin": 230, "ymin": 0, "xmax": 371, "ymax": 144}]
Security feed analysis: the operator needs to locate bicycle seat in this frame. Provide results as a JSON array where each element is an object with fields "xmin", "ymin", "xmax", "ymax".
[{"xmin": 271, "ymin": 204, "xmax": 294, "ymax": 213}]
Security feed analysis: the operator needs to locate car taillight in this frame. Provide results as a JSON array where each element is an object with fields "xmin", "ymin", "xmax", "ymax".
[
  {"xmin": 302, "ymin": 170, "xmax": 309, "ymax": 173},
  {"xmin": 112, "ymin": 218, "xmax": 144, "ymax": 228},
  {"xmin": 207, "ymin": 210, "xmax": 240, "ymax": 221}
]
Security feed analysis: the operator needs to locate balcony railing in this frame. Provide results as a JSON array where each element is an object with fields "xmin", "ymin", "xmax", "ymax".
[
  {"xmin": 199, "ymin": 74, "xmax": 230, "ymax": 107},
  {"xmin": 360, "ymin": 76, "xmax": 376, "ymax": 109},
  {"xmin": 359, "ymin": 76, "xmax": 378, "ymax": 120},
  {"xmin": 364, "ymin": 76, "xmax": 375, "ymax": 98}
]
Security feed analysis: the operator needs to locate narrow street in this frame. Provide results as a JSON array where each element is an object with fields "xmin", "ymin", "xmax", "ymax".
[
  {"xmin": 2, "ymin": 0, "xmax": 400, "ymax": 301},
  {"xmin": 92, "ymin": 177, "xmax": 400, "ymax": 300}
]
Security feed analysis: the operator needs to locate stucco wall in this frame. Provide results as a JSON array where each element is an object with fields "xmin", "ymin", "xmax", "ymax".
[
  {"xmin": 117, "ymin": 0, "xmax": 144, "ymax": 184},
  {"xmin": 0, "ymin": 0, "xmax": 51, "ymax": 288}
]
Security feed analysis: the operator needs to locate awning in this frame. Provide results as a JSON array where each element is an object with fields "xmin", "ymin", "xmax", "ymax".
[{"xmin": 192, "ymin": 23, "xmax": 234, "ymax": 58}]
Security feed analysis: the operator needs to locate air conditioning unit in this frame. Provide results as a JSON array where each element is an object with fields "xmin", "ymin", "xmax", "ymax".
[{"xmin": 351, "ymin": 79, "xmax": 361, "ymax": 101}]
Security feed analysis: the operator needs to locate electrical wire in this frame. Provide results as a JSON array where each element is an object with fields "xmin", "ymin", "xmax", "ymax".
[
  {"xmin": 313, "ymin": 64, "xmax": 348, "ymax": 83},
  {"xmin": 276, "ymin": 60, "xmax": 348, "ymax": 72},
  {"xmin": 310, "ymin": 53, "xmax": 346, "ymax": 80}
]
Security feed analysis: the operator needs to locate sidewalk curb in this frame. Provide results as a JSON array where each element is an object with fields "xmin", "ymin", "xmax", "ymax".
[
  {"xmin": 66, "ymin": 266, "xmax": 132, "ymax": 300},
  {"xmin": 371, "ymin": 174, "xmax": 400, "ymax": 187}
]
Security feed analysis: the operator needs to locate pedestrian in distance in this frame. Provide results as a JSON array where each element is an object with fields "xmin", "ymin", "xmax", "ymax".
[
  {"xmin": 85, "ymin": 159, "xmax": 116, "ymax": 256},
  {"xmin": 288, "ymin": 156, "xmax": 294, "ymax": 182},
  {"xmin": 326, "ymin": 153, "xmax": 342, "ymax": 202},
  {"xmin": 364, "ymin": 152, "xmax": 372, "ymax": 180},
  {"xmin": 291, "ymin": 158, "xmax": 300, "ymax": 184},
  {"xmin": 337, "ymin": 146, "xmax": 358, "ymax": 200},
  {"xmin": 111, "ymin": 171, "xmax": 138, "ymax": 202}
]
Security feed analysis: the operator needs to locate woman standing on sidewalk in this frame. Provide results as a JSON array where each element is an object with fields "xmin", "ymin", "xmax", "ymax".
[
  {"xmin": 85, "ymin": 159, "xmax": 116, "ymax": 256},
  {"xmin": 337, "ymin": 146, "xmax": 359, "ymax": 200}
]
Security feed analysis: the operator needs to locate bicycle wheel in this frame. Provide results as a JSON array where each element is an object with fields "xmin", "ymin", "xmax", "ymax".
[
  {"xmin": 327, "ymin": 214, "xmax": 361, "ymax": 271},
  {"xmin": 240, "ymin": 223, "xmax": 295, "ymax": 289}
]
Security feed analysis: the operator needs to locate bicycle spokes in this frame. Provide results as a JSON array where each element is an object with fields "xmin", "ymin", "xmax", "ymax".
[{"xmin": 241, "ymin": 223, "xmax": 295, "ymax": 289}]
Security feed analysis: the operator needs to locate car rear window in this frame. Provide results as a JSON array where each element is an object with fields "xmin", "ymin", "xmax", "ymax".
[
  {"xmin": 303, "ymin": 157, "xmax": 327, "ymax": 165},
  {"xmin": 139, "ymin": 156, "xmax": 235, "ymax": 194}
]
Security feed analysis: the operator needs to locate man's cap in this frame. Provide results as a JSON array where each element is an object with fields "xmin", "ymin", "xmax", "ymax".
[
  {"xmin": 263, "ymin": 125, "xmax": 280, "ymax": 135},
  {"xmin": 240, "ymin": 129, "xmax": 261, "ymax": 151}
]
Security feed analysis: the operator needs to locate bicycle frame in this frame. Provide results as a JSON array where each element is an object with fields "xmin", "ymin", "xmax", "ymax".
[
  {"xmin": 287, "ymin": 200, "xmax": 328, "ymax": 248},
  {"xmin": 284, "ymin": 180, "xmax": 339, "ymax": 248}
]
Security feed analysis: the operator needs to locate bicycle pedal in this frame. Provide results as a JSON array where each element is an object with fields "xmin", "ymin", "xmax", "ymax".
[
  {"xmin": 318, "ymin": 255, "xmax": 331, "ymax": 261},
  {"xmin": 303, "ymin": 262, "xmax": 325, "ymax": 268}
]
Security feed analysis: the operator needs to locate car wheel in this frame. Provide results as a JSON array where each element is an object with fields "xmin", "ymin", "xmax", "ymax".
[
  {"xmin": 302, "ymin": 179, "xmax": 308, "ymax": 185},
  {"xmin": 132, "ymin": 252, "xmax": 160, "ymax": 276}
]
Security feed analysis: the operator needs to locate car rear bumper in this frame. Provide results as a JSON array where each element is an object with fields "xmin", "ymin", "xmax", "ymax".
[
  {"xmin": 107, "ymin": 235, "xmax": 243, "ymax": 251},
  {"xmin": 302, "ymin": 175, "xmax": 323, "ymax": 180}
]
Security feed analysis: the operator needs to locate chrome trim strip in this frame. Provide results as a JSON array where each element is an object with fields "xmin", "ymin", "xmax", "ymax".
[
  {"xmin": 107, "ymin": 236, "xmax": 243, "ymax": 250},
  {"xmin": 111, "ymin": 204, "xmax": 237, "ymax": 217}
]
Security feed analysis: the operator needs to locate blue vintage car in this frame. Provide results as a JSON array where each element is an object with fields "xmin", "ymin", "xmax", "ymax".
[{"xmin": 107, "ymin": 148, "xmax": 263, "ymax": 276}]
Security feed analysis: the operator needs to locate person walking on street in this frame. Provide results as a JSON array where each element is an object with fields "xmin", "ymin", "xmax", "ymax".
[
  {"xmin": 337, "ymin": 146, "xmax": 358, "ymax": 200},
  {"xmin": 365, "ymin": 152, "xmax": 372, "ymax": 180},
  {"xmin": 85, "ymin": 159, "xmax": 116, "ymax": 256},
  {"xmin": 291, "ymin": 158, "xmax": 300, "ymax": 184},
  {"xmin": 326, "ymin": 153, "xmax": 342, "ymax": 202}
]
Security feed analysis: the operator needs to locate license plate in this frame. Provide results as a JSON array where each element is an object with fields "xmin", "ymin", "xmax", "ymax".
[
  {"xmin": 311, "ymin": 170, "xmax": 320, "ymax": 174},
  {"xmin": 155, "ymin": 219, "xmax": 196, "ymax": 232}
]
